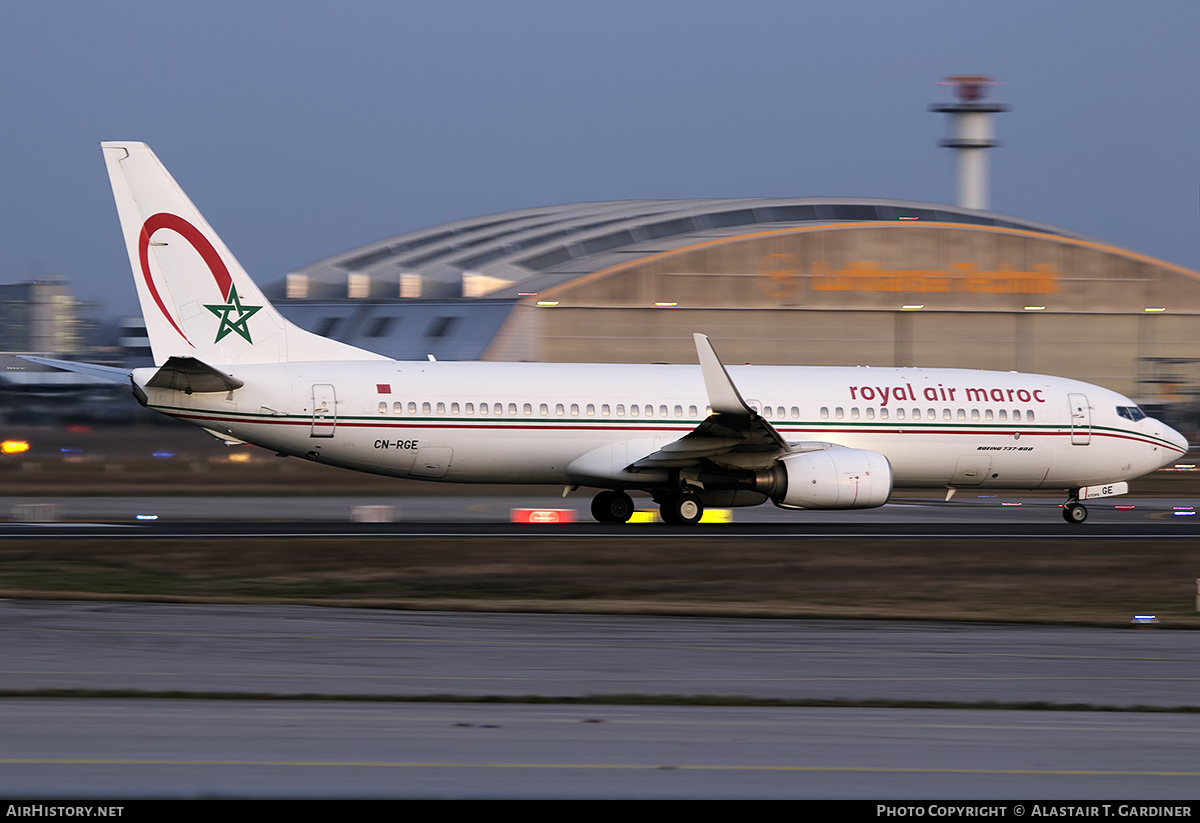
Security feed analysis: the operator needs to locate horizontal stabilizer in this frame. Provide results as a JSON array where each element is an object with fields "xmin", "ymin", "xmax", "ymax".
[
  {"xmin": 145, "ymin": 356, "xmax": 244, "ymax": 393},
  {"xmin": 17, "ymin": 356, "xmax": 132, "ymax": 384}
]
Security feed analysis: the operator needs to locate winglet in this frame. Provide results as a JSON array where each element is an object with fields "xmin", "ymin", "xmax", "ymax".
[{"xmin": 693, "ymin": 333, "xmax": 752, "ymax": 415}]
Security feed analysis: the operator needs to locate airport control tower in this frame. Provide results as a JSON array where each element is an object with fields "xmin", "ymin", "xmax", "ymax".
[{"xmin": 931, "ymin": 75, "xmax": 1008, "ymax": 211}]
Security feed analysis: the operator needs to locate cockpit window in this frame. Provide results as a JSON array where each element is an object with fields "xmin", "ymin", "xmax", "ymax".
[{"xmin": 1116, "ymin": 405, "xmax": 1147, "ymax": 422}]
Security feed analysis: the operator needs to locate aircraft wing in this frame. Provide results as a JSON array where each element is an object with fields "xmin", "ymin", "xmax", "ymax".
[
  {"xmin": 630, "ymin": 334, "xmax": 791, "ymax": 471},
  {"xmin": 17, "ymin": 356, "xmax": 132, "ymax": 384}
]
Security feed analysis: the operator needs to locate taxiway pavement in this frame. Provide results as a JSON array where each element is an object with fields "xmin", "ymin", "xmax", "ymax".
[{"xmin": 2, "ymin": 601, "xmax": 1198, "ymax": 798}]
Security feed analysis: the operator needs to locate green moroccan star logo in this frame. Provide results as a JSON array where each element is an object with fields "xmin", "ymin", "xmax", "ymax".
[{"xmin": 205, "ymin": 290, "xmax": 262, "ymax": 344}]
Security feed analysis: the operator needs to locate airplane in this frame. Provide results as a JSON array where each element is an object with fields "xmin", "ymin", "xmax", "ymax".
[{"xmin": 26, "ymin": 142, "xmax": 1190, "ymax": 525}]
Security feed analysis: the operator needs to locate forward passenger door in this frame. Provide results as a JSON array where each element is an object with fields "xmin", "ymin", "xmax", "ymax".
[{"xmin": 1068, "ymin": 393, "xmax": 1090, "ymax": 446}]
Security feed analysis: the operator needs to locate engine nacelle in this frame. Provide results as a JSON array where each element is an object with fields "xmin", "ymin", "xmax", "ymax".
[{"xmin": 763, "ymin": 448, "xmax": 893, "ymax": 509}]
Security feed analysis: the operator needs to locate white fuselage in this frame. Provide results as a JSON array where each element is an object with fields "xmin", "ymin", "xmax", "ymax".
[{"xmin": 134, "ymin": 360, "xmax": 1188, "ymax": 492}]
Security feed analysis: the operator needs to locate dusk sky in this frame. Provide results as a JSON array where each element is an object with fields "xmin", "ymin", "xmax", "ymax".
[{"xmin": 2, "ymin": 1, "xmax": 1199, "ymax": 316}]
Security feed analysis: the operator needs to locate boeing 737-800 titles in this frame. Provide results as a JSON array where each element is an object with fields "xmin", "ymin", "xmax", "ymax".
[{"xmin": 27, "ymin": 143, "xmax": 1190, "ymax": 524}]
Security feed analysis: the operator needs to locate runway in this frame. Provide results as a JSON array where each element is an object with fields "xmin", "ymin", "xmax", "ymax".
[
  {"xmin": 2, "ymin": 600, "xmax": 1198, "ymax": 798},
  {"xmin": 3, "ymin": 494, "xmax": 1199, "ymax": 539}
]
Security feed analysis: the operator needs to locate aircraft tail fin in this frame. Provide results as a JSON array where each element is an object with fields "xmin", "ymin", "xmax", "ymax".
[{"xmin": 101, "ymin": 142, "xmax": 387, "ymax": 366}]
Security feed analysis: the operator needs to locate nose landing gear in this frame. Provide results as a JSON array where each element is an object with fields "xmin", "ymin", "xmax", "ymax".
[{"xmin": 1062, "ymin": 493, "xmax": 1088, "ymax": 524}]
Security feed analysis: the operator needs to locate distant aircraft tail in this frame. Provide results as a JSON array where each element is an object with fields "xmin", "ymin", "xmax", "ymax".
[{"xmin": 101, "ymin": 142, "xmax": 387, "ymax": 366}]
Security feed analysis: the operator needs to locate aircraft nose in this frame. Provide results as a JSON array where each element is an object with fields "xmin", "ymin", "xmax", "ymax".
[{"xmin": 1158, "ymin": 423, "xmax": 1190, "ymax": 467}]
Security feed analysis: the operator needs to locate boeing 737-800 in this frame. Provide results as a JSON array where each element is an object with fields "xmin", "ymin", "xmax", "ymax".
[{"xmin": 28, "ymin": 142, "xmax": 1190, "ymax": 524}]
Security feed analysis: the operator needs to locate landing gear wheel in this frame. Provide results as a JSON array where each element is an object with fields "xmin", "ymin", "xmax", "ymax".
[
  {"xmin": 1063, "ymin": 502, "xmax": 1088, "ymax": 524},
  {"xmin": 660, "ymin": 493, "xmax": 703, "ymax": 525},
  {"xmin": 591, "ymin": 490, "xmax": 634, "ymax": 524}
]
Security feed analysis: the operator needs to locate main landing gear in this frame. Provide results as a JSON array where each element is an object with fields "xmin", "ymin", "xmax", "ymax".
[
  {"xmin": 659, "ymin": 492, "xmax": 704, "ymax": 525},
  {"xmin": 1062, "ymin": 493, "xmax": 1088, "ymax": 524},
  {"xmin": 589, "ymin": 489, "xmax": 706, "ymax": 524},
  {"xmin": 591, "ymin": 490, "xmax": 635, "ymax": 523}
]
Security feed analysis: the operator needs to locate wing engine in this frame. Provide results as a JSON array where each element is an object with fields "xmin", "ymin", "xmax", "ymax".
[{"xmin": 756, "ymin": 447, "xmax": 892, "ymax": 509}]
